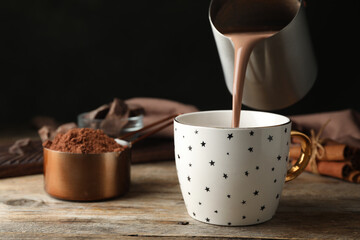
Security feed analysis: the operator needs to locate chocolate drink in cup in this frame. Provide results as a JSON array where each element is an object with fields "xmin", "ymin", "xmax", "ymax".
[{"xmin": 212, "ymin": 0, "xmax": 300, "ymax": 127}]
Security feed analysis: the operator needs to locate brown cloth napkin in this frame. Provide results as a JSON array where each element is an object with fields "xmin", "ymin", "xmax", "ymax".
[
  {"xmin": 0, "ymin": 98, "xmax": 198, "ymax": 179},
  {"xmin": 125, "ymin": 97, "xmax": 198, "ymax": 138},
  {"xmin": 291, "ymin": 109, "xmax": 360, "ymax": 148},
  {"xmin": 290, "ymin": 109, "xmax": 360, "ymax": 183}
]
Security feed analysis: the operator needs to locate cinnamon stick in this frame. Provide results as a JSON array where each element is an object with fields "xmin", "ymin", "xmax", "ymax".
[
  {"xmin": 290, "ymin": 159, "xmax": 360, "ymax": 183},
  {"xmin": 290, "ymin": 144, "xmax": 347, "ymax": 161},
  {"xmin": 307, "ymin": 160, "xmax": 348, "ymax": 179},
  {"xmin": 346, "ymin": 170, "xmax": 360, "ymax": 183},
  {"xmin": 290, "ymin": 140, "xmax": 360, "ymax": 169}
]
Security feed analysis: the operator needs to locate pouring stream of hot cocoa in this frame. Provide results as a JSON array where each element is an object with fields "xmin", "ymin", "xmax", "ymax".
[{"xmin": 226, "ymin": 32, "xmax": 276, "ymax": 128}]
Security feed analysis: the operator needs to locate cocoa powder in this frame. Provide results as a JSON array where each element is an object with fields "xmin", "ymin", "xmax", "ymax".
[{"xmin": 43, "ymin": 128, "xmax": 125, "ymax": 154}]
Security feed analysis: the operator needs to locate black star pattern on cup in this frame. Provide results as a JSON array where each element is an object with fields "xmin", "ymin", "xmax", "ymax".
[{"xmin": 177, "ymin": 125, "xmax": 289, "ymax": 225}]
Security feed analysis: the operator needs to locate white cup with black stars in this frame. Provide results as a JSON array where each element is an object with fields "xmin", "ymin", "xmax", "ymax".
[{"xmin": 174, "ymin": 110, "xmax": 311, "ymax": 226}]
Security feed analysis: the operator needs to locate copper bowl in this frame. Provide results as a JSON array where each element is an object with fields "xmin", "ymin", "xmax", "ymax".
[
  {"xmin": 43, "ymin": 142, "xmax": 131, "ymax": 201},
  {"xmin": 43, "ymin": 114, "xmax": 177, "ymax": 201}
]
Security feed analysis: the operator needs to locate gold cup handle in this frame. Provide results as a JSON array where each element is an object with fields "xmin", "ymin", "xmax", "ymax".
[{"xmin": 285, "ymin": 131, "xmax": 312, "ymax": 182}]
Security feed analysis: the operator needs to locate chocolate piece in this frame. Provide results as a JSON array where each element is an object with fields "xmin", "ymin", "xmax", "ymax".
[
  {"xmin": 38, "ymin": 123, "xmax": 78, "ymax": 142},
  {"xmin": 128, "ymin": 103, "xmax": 145, "ymax": 117},
  {"xmin": 106, "ymin": 98, "xmax": 129, "ymax": 119},
  {"xmin": 100, "ymin": 118, "xmax": 129, "ymax": 137},
  {"xmin": 86, "ymin": 104, "xmax": 110, "ymax": 120},
  {"xmin": 38, "ymin": 125, "xmax": 56, "ymax": 142},
  {"xmin": 100, "ymin": 98, "xmax": 130, "ymax": 136},
  {"xmin": 8, "ymin": 138, "xmax": 37, "ymax": 156}
]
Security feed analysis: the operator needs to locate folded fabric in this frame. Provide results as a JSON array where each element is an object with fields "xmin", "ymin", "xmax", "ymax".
[
  {"xmin": 289, "ymin": 109, "xmax": 360, "ymax": 183},
  {"xmin": 125, "ymin": 97, "xmax": 198, "ymax": 138},
  {"xmin": 2, "ymin": 97, "xmax": 197, "ymax": 178},
  {"xmin": 36, "ymin": 97, "xmax": 198, "ymax": 141},
  {"xmin": 291, "ymin": 109, "xmax": 360, "ymax": 148}
]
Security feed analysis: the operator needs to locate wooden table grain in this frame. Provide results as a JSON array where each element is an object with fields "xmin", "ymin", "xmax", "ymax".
[{"xmin": 1, "ymin": 161, "xmax": 360, "ymax": 239}]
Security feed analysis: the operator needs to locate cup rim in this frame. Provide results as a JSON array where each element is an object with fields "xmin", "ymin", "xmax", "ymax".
[{"xmin": 174, "ymin": 110, "xmax": 291, "ymax": 130}]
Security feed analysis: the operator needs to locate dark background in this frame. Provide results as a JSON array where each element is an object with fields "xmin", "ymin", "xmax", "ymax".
[{"xmin": 1, "ymin": 0, "xmax": 360, "ymax": 131}]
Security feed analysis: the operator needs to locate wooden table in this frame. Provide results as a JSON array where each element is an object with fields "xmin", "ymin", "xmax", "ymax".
[{"xmin": 1, "ymin": 161, "xmax": 360, "ymax": 239}]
